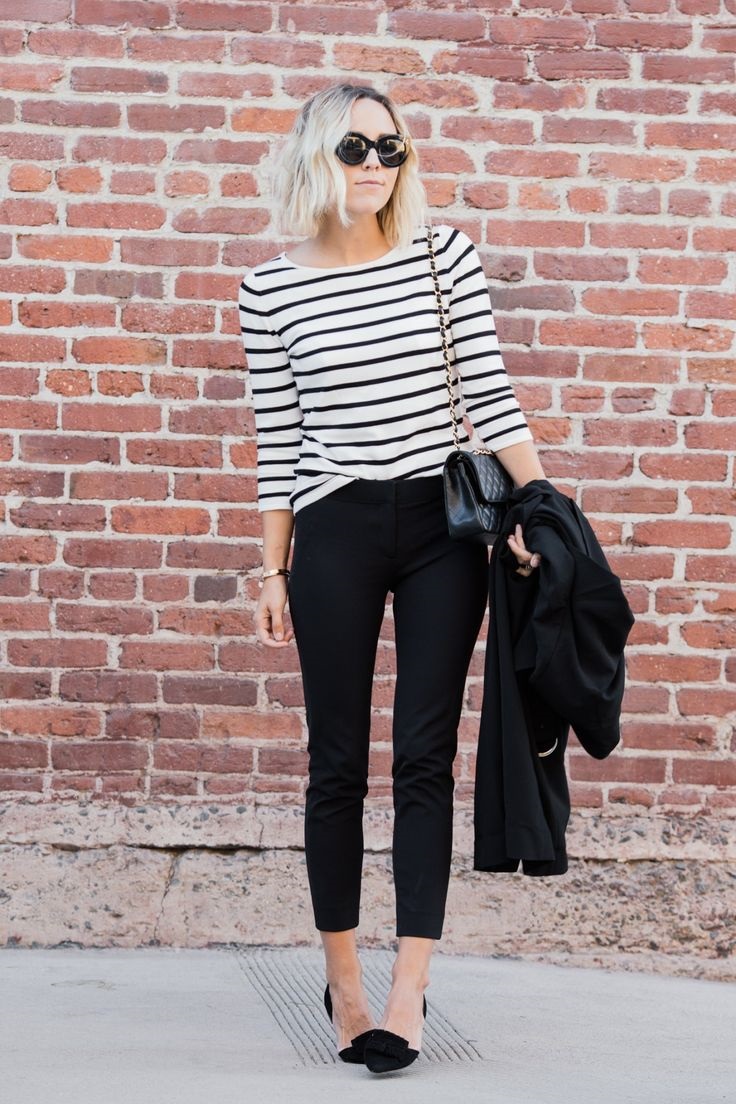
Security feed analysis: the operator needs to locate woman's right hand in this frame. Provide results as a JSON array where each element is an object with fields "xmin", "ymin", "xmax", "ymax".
[{"xmin": 254, "ymin": 576, "xmax": 294, "ymax": 647}]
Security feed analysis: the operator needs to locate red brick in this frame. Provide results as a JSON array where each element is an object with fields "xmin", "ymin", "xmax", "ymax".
[
  {"xmin": 581, "ymin": 486, "xmax": 678, "ymax": 514},
  {"xmin": 127, "ymin": 103, "xmax": 226, "ymax": 132},
  {"xmin": 287, "ymin": 5, "xmax": 382, "ymax": 36},
  {"xmin": 687, "ymin": 488, "xmax": 736, "ymax": 517},
  {"xmin": 569, "ymin": 783, "xmax": 604, "ymax": 808},
  {"xmin": 56, "ymin": 600, "xmax": 153, "ymax": 635},
  {"xmin": 544, "ymin": 117, "xmax": 635, "ymax": 144},
  {"xmin": 595, "ymin": 21, "xmax": 691, "ymax": 48},
  {"xmin": 646, "ymin": 122, "xmax": 736, "ymax": 151},
  {"xmin": 617, "ymin": 724, "xmax": 715, "ymax": 750},
  {"xmin": 634, "ymin": 520, "xmax": 732, "ymax": 549},
  {"xmin": 627, "ymin": 654, "xmax": 721, "ymax": 682},
  {"xmin": 581, "ymin": 288, "xmax": 679, "ymax": 315},
  {"xmin": 681, "ymin": 620, "xmax": 736, "ymax": 650},
  {"xmin": 608, "ymin": 787, "xmax": 656, "ymax": 807},
  {"xmin": 231, "ymin": 35, "xmax": 322, "ymax": 69},
  {"xmin": 686, "ymin": 556, "xmax": 736, "ymax": 584},
  {"xmin": 51, "ymin": 740, "xmax": 148, "ymax": 771},
  {"xmin": 585, "ymin": 417, "xmax": 677, "ymax": 448},
  {"xmin": 623, "ymin": 685, "xmax": 670, "ymax": 713},
  {"xmin": 643, "ymin": 323, "xmax": 733, "ymax": 352},
  {"xmin": 657, "ymin": 790, "xmax": 701, "ymax": 808},
  {"xmin": 259, "ymin": 747, "xmax": 309, "ymax": 776},
  {"xmin": 177, "ymin": 2, "xmax": 273, "ymax": 32},
  {"xmin": 677, "ymin": 688, "xmax": 736, "ymax": 716},
  {"xmin": 643, "ymin": 54, "xmax": 734, "ymax": 83},
  {"xmin": 0, "ymin": 741, "xmax": 47, "ymax": 769},
  {"xmin": 686, "ymin": 291, "xmax": 736, "ymax": 319},
  {"xmin": 433, "ymin": 46, "xmax": 527, "ymax": 82},
  {"xmin": 8, "ymin": 637, "xmax": 108, "ymax": 666},
  {"xmin": 672, "ymin": 760, "xmax": 736, "ymax": 787},
  {"xmin": 484, "ymin": 150, "xmax": 578, "ymax": 178},
  {"xmin": 66, "ymin": 201, "xmax": 165, "ymax": 230},
  {"xmin": 582, "ymin": 359, "xmax": 679, "ymax": 386},
  {"xmin": 639, "ymin": 460, "xmax": 693, "ymax": 500},
  {"xmin": 444, "ymin": 116, "xmax": 534, "ymax": 145},
  {"xmin": 333, "ymin": 43, "xmax": 424, "ymax": 76},
  {"xmin": 0, "ymin": 667, "xmax": 53, "ymax": 698},
  {"xmin": 0, "ymin": 704, "xmax": 100, "ymax": 737},
  {"xmin": 596, "ymin": 88, "xmax": 688, "ymax": 115},
  {"xmin": 155, "ymin": 742, "xmax": 255, "ymax": 773},
  {"xmin": 9, "ymin": 501, "xmax": 106, "ymax": 531},
  {"xmin": 389, "ymin": 9, "xmax": 484, "ymax": 41},
  {"xmin": 611, "ymin": 387, "xmax": 657, "ymax": 414},
  {"xmin": 668, "ymin": 387, "xmax": 706, "ymax": 416},
  {"xmin": 589, "ymin": 152, "xmax": 686, "ymax": 181},
  {"xmin": 668, "ymin": 189, "xmax": 712, "ymax": 218},
  {"xmin": 0, "ymin": 366, "xmax": 40, "ymax": 396},
  {"xmin": 162, "ymin": 676, "xmax": 258, "ymax": 706},
  {"xmin": 73, "ymin": 0, "xmax": 170, "ymax": 29},
  {"xmin": 653, "ymin": 585, "xmax": 697, "ymax": 615},
  {"xmin": 23, "ymin": 100, "xmax": 120, "ymax": 130},
  {"xmin": 569, "ymin": 755, "xmax": 667, "ymax": 783},
  {"xmin": 0, "ymin": 534, "xmax": 56, "ymax": 565},
  {"xmin": 684, "ymin": 424, "xmax": 736, "ymax": 454},
  {"xmin": 61, "ymin": 402, "xmax": 161, "ymax": 432},
  {"xmin": 536, "ymin": 50, "xmax": 630, "ymax": 80}
]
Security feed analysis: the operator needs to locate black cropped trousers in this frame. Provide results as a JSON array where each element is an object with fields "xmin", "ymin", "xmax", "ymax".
[{"xmin": 287, "ymin": 474, "xmax": 488, "ymax": 939}]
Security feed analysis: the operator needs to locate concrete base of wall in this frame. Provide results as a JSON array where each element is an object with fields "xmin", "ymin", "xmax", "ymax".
[{"xmin": 1, "ymin": 802, "xmax": 733, "ymax": 981}]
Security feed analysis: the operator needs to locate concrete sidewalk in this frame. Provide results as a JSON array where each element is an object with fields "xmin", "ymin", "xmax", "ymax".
[{"xmin": 2, "ymin": 945, "xmax": 733, "ymax": 1104}]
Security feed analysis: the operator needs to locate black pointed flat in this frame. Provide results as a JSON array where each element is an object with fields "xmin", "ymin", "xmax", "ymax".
[
  {"xmin": 364, "ymin": 994, "xmax": 427, "ymax": 1073},
  {"xmin": 323, "ymin": 982, "xmax": 375, "ymax": 1063}
]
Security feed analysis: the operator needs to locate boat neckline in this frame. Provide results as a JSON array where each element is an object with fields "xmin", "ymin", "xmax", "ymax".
[{"xmin": 279, "ymin": 242, "xmax": 405, "ymax": 271}]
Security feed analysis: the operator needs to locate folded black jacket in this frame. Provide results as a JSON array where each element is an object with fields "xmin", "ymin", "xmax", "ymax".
[{"xmin": 474, "ymin": 478, "xmax": 636, "ymax": 876}]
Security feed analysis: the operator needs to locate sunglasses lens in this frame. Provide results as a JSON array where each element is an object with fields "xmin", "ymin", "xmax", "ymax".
[
  {"xmin": 337, "ymin": 135, "xmax": 369, "ymax": 164},
  {"xmin": 377, "ymin": 137, "xmax": 407, "ymax": 166}
]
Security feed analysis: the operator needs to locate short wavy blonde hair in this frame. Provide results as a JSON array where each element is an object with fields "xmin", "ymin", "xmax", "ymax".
[{"xmin": 269, "ymin": 82, "xmax": 431, "ymax": 250}]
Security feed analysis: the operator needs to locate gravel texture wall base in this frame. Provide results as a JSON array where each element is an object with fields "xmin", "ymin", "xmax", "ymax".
[{"xmin": 1, "ymin": 802, "xmax": 733, "ymax": 980}]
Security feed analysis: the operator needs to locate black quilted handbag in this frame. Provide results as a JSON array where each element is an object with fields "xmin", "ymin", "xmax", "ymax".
[{"xmin": 426, "ymin": 224, "xmax": 514, "ymax": 545}]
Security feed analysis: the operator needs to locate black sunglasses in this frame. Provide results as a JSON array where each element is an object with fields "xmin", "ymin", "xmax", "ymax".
[{"xmin": 335, "ymin": 131, "xmax": 409, "ymax": 168}]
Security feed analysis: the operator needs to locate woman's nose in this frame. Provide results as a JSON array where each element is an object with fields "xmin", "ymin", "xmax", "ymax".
[{"xmin": 361, "ymin": 146, "xmax": 380, "ymax": 167}]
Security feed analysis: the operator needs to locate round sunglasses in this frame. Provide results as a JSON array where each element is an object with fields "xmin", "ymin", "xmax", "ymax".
[{"xmin": 335, "ymin": 131, "xmax": 410, "ymax": 168}]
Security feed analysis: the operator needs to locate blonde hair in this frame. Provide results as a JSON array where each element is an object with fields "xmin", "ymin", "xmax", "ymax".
[{"xmin": 269, "ymin": 82, "xmax": 431, "ymax": 249}]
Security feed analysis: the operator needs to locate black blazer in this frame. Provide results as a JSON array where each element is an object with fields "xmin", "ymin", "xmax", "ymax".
[{"xmin": 474, "ymin": 479, "xmax": 636, "ymax": 876}]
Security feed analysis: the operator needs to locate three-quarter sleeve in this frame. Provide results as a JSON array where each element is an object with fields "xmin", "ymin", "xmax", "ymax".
[
  {"xmin": 238, "ymin": 273, "xmax": 302, "ymax": 511},
  {"xmin": 446, "ymin": 228, "xmax": 534, "ymax": 452}
]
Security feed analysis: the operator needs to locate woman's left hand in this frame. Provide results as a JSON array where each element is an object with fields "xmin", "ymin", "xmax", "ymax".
[{"xmin": 507, "ymin": 523, "xmax": 541, "ymax": 576}]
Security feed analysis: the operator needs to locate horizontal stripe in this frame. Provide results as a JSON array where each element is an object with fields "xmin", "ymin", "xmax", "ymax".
[{"xmin": 238, "ymin": 222, "xmax": 533, "ymax": 513}]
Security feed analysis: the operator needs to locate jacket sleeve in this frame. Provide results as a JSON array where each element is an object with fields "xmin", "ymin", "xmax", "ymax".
[
  {"xmin": 238, "ymin": 272, "xmax": 302, "ymax": 512},
  {"xmin": 445, "ymin": 227, "xmax": 534, "ymax": 452}
]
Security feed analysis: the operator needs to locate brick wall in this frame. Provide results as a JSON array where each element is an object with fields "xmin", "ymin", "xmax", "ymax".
[{"xmin": 0, "ymin": 2, "xmax": 734, "ymax": 968}]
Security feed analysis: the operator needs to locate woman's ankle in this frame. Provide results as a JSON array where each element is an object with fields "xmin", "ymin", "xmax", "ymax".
[
  {"xmin": 325, "ymin": 962, "xmax": 364, "ymax": 992},
  {"xmin": 321, "ymin": 928, "xmax": 364, "ymax": 991},
  {"xmin": 388, "ymin": 969, "xmax": 430, "ymax": 994}
]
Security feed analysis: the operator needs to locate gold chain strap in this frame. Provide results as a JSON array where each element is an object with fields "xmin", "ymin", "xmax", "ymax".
[
  {"xmin": 426, "ymin": 223, "xmax": 495, "ymax": 457},
  {"xmin": 426, "ymin": 223, "xmax": 461, "ymax": 451}
]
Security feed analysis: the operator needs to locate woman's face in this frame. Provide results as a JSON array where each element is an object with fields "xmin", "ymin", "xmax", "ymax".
[{"xmin": 337, "ymin": 98, "xmax": 403, "ymax": 214}]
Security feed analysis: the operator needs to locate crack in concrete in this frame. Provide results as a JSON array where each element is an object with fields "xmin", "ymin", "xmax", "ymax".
[{"xmin": 152, "ymin": 851, "xmax": 181, "ymax": 945}]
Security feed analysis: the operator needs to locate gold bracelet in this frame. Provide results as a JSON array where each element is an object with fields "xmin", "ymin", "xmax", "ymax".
[
  {"xmin": 262, "ymin": 567, "xmax": 290, "ymax": 578},
  {"xmin": 260, "ymin": 567, "xmax": 290, "ymax": 587}
]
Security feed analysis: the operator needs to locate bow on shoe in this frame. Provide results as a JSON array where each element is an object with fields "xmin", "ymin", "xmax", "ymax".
[{"xmin": 365, "ymin": 1028, "xmax": 411, "ymax": 1058}]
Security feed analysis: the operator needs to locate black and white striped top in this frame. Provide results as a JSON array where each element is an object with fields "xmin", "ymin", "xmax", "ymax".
[{"xmin": 238, "ymin": 222, "xmax": 533, "ymax": 513}]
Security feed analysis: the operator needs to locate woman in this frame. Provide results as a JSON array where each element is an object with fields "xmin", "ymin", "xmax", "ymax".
[{"xmin": 238, "ymin": 82, "xmax": 545, "ymax": 1074}]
